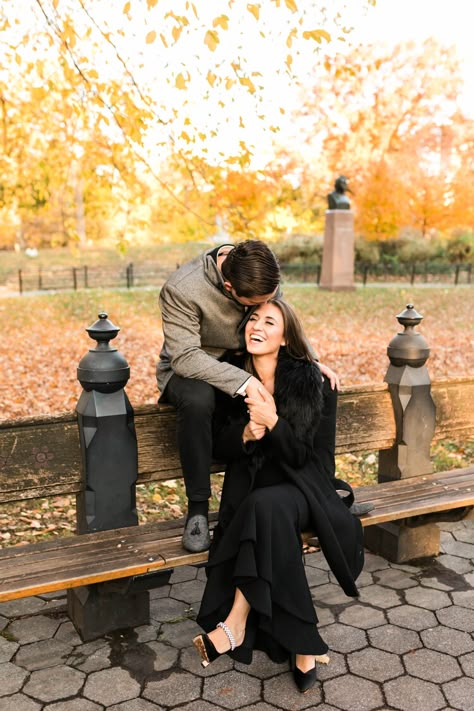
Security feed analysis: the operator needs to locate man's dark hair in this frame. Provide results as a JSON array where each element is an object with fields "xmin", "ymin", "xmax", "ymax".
[{"xmin": 221, "ymin": 240, "xmax": 280, "ymax": 297}]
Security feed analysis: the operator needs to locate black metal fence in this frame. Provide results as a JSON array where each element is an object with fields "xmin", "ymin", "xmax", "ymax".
[{"xmin": 12, "ymin": 260, "xmax": 473, "ymax": 294}]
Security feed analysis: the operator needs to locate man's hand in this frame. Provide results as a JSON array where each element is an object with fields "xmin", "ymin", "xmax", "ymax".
[
  {"xmin": 318, "ymin": 362, "xmax": 340, "ymax": 391},
  {"xmin": 245, "ymin": 387, "xmax": 278, "ymax": 431}
]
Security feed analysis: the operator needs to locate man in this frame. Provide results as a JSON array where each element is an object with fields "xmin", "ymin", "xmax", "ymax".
[{"xmin": 157, "ymin": 240, "xmax": 371, "ymax": 553}]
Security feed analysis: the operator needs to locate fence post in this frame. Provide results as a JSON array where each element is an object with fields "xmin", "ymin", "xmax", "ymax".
[
  {"xmin": 38, "ymin": 267, "xmax": 42, "ymax": 290},
  {"xmin": 18, "ymin": 269, "xmax": 23, "ymax": 295},
  {"xmin": 454, "ymin": 264, "xmax": 460, "ymax": 285},
  {"xmin": 364, "ymin": 305, "xmax": 438, "ymax": 563},
  {"xmin": 68, "ymin": 313, "xmax": 148, "ymax": 640},
  {"xmin": 468, "ymin": 263, "xmax": 472, "ymax": 284},
  {"xmin": 84, "ymin": 265, "xmax": 89, "ymax": 288},
  {"xmin": 410, "ymin": 263, "xmax": 416, "ymax": 285},
  {"xmin": 316, "ymin": 264, "xmax": 321, "ymax": 286},
  {"xmin": 363, "ymin": 264, "xmax": 368, "ymax": 286},
  {"xmin": 72, "ymin": 267, "xmax": 77, "ymax": 291}
]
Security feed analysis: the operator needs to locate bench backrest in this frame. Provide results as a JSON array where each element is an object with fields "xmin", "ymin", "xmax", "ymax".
[{"xmin": 1, "ymin": 378, "xmax": 473, "ymax": 505}]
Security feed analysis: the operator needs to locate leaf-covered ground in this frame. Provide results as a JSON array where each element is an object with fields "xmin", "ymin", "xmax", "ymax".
[
  {"xmin": 1, "ymin": 284, "xmax": 473, "ymax": 418},
  {"xmin": 1, "ymin": 284, "xmax": 473, "ymax": 546}
]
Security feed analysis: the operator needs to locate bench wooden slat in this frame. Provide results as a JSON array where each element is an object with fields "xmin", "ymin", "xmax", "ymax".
[
  {"xmin": 1, "ymin": 467, "xmax": 472, "ymax": 603},
  {"xmin": 2, "ymin": 379, "xmax": 473, "ymax": 503}
]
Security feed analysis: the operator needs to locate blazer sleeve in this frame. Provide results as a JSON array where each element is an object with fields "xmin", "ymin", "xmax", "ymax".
[
  {"xmin": 159, "ymin": 283, "xmax": 251, "ymax": 396},
  {"xmin": 212, "ymin": 392, "xmax": 257, "ymax": 462}
]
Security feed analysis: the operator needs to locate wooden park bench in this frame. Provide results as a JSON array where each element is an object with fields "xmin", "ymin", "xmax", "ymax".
[{"xmin": 0, "ymin": 305, "xmax": 473, "ymax": 641}]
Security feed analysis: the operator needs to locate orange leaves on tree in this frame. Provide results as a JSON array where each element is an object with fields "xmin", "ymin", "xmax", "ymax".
[
  {"xmin": 204, "ymin": 29, "xmax": 219, "ymax": 52},
  {"xmin": 303, "ymin": 29, "xmax": 331, "ymax": 43},
  {"xmin": 212, "ymin": 15, "xmax": 229, "ymax": 31},
  {"xmin": 247, "ymin": 4, "xmax": 260, "ymax": 21}
]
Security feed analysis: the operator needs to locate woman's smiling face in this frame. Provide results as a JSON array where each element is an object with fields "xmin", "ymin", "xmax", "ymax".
[{"xmin": 245, "ymin": 302, "xmax": 286, "ymax": 356}]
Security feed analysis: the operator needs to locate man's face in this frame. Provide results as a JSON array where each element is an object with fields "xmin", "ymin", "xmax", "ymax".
[{"xmin": 225, "ymin": 283, "xmax": 278, "ymax": 306}]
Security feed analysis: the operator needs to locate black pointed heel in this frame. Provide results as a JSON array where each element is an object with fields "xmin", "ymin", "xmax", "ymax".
[
  {"xmin": 290, "ymin": 654, "xmax": 317, "ymax": 693},
  {"xmin": 193, "ymin": 621, "xmax": 236, "ymax": 668}
]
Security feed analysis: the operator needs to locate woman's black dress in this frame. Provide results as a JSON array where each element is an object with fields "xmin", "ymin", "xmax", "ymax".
[{"xmin": 197, "ymin": 350, "xmax": 364, "ymax": 665}]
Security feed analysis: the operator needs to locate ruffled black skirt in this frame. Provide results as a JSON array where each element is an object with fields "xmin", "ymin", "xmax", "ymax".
[{"xmin": 197, "ymin": 482, "xmax": 328, "ymax": 664}]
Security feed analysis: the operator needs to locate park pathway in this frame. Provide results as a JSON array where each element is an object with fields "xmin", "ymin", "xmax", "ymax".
[{"xmin": 0, "ymin": 519, "xmax": 473, "ymax": 711}]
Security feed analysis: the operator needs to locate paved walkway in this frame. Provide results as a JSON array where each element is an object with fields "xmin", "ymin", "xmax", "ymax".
[{"xmin": 1, "ymin": 519, "xmax": 473, "ymax": 711}]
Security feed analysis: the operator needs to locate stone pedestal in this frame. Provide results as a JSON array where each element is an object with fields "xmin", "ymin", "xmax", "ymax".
[
  {"xmin": 68, "ymin": 584, "xmax": 149, "ymax": 641},
  {"xmin": 364, "ymin": 521, "xmax": 440, "ymax": 563},
  {"xmin": 320, "ymin": 210, "xmax": 355, "ymax": 290}
]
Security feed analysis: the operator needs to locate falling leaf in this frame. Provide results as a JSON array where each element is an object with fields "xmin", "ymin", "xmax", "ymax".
[
  {"xmin": 204, "ymin": 29, "xmax": 219, "ymax": 51},
  {"xmin": 146, "ymin": 30, "xmax": 157, "ymax": 44},
  {"xmin": 302, "ymin": 29, "xmax": 331, "ymax": 43},
  {"xmin": 247, "ymin": 4, "xmax": 259, "ymax": 20}
]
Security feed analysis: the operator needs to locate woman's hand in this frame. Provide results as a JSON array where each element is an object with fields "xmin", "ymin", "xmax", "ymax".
[
  {"xmin": 242, "ymin": 419, "xmax": 266, "ymax": 443},
  {"xmin": 245, "ymin": 387, "xmax": 279, "ymax": 431}
]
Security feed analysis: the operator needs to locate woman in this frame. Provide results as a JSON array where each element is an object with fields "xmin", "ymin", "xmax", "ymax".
[{"xmin": 193, "ymin": 298, "xmax": 364, "ymax": 693}]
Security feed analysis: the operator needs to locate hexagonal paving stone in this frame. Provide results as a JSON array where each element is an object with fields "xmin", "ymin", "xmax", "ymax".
[
  {"xmin": 404, "ymin": 587, "xmax": 452, "ymax": 611},
  {"xmin": 54, "ymin": 621, "xmax": 83, "ymax": 646},
  {"xmin": 146, "ymin": 640, "xmax": 179, "ymax": 672},
  {"xmin": 324, "ymin": 675, "xmax": 383, "ymax": 711},
  {"xmin": 368, "ymin": 625, "xmax": 421, "ymax": 654},
  {"xmin": 15, "ymin": 639, "xmax": 72, "ymax": 671},
  {"xmin": 159, "ymin": 618, "xmax": 201, "ymax": 648},
  {"xmin": 180, "ymin": 644, "xmax": 233, "ymax": 677},
  {"xmin": 235, "ymin": 650, "xmax": 288, "ymax": 679},
  {"xmin": 304, "ymin": 552, "xmax": 330, "ymax": 570},
  {"xmin": 358, "ymin": 584, "xmax": 402, "ymax": 609},
  {"xmin": 264, "ymin": 671, "xmax": 321, "ymax": 709},
  {"xmin": 0, "ymin": 694, "xmax": 41, "ymax": 711},
  {"xmin": 23, "ymin": 665, "xmax": 85, "ymax": 702},
  {"xmin": 348, "ymin": 647, "xmax": 403, "ymax": 682},
  {"xmin": 451, "ymin": 590, "xmax": 474, "ymax": 610},
  {"xmin": 338, "ymin": 604, "xmax": 386, "ymax": 629},
  {"xmin": 444, "ymin": 676, "xmax": 474, "ymax": 711},
  {"xmin": 0, "ymin": 615, "xmax": 8, "ymax": 631},
  {"xmin": 436, "ymin": 554, "xmax": 472, "ymax": 575},
  {"xmin": 144, "ymin": 670, "xmax": 201, "ymax": 707},
  {"xmin": 108, "ymin": 700, "xmax": 165, "ymax": 711},
  {"xmin": 421, "ymin": 625, "xmax": 474, "ymax": 656},
  {"xmin": 149, "ymin": 585, "xmax": 171, "ymax": 600},
  {"xmin": 453, "ymin": 524, "xmax": 474, "ymax": 544},
  {"xmin": 305, "ymin": 565, "xmax": 330, "ymax": 587},
  {"xmin": 403, "ymin": 648, "xmax": 462, "ymax": 683},
  {"xmin": 387, "ymin": 605, "xmax": 437, "ymax": 632},
  {"xmin": 459, "ymin": 650, "xmax": 474, "ymax": 677},
  {"xmin": 177, "ymin": 703, "xmax": 233, "ymax": 711},
  {"xmin": 363, "ymin": 552, "xmax": 391, "ymax": 573},
  {"xmin": 0, "ymin": 597, "xmax": 48, "ymax": 618},
  {"xmin": 135, "ymin": 625, "xmax": 159, "ymax": 643},
  {"xmin": 9, "ymin": 615, "xmax": 61, "ymax": 645},
  {"xmin": 441, "ymin": 539, "xmax": 474, "ymax": 559},
  {"xmin": 320, "ymin": 623, "xmax": 367, "ymax": 653},
  {"xmin": 384, "ymin": 676, "xmax": 445, "ymax": 711},
  {"xmin": 0, "ymin": 636, "xmax": 19, "ymax": 663},
  {"xmin": 68, "ymin": 643, "xmax": 112, "ymax": 673},
  {"xmin": 43, "ymin": 700, "xmax": 102, "ymax": 711},
  {"xmin": 437, "ymin": 604, "xmax": 474, "ymax": 632},
  {"xmin": 170, "ymin": 579, "xmax": 206, "ymax": 604},
  {"xmin": 316, "ymin": 651, "xmax": 347, "ymax": 681},
  {"xmin": 149, "ymin": 597, "xmax": 191, "ymax": 623},
  {"xmin": 374, "ymin": 568, "xmax": 418, "ymax": 589},
  {"xmin": 169, "ymin": 565, "xmax": 199, "ymax": 584},
  {"xmin": 83, "ymin": 667, "xmax": 140, "ymax": 706},
  {"xmin": 313, "ymin": 583, "xmax": 354, "ymax": 607},
  {"xmin": 203, "ymin": 669, "xmax": 261, "ymax": 709},
  {"xmin": 317, "ymin": 606, "xmax": 335, "ymax": 627},
  {"xmin": 0, "ymin": 662, "xmax": 29, "ymax": 697}
]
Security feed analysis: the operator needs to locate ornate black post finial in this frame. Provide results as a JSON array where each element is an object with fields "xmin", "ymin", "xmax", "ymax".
[
  {"xmin": 77, "ymin": 313, "xmax": 130, "ymax": 393},
  {"xmin": 387, "ymin": 304, "xmax": 430, "ymax": 368}
]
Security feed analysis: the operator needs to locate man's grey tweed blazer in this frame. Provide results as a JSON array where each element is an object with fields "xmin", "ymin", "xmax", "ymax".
[{"xmin": 157, "ymin": 246, "xmax": 252, "ymax": 398}]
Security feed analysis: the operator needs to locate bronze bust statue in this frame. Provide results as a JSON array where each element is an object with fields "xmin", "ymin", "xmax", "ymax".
[{"xmin": 327, "ymin": 175, "xmax": 351, "ymax": 210}]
